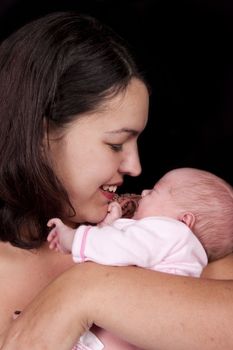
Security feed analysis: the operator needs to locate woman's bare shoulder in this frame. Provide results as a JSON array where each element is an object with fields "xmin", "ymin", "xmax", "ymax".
[
  {"xmin": 0, "ymin": 242, "xmax": 74, "ymax": 331},
  {"xmin": 0, "ymin": 243, "xmax": 22, "ymax": 330},
  {"xmin": 201, "ymin": 253, "xmax": 233, "ymax": 280}
]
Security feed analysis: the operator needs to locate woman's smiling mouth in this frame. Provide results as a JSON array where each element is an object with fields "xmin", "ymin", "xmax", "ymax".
[{"xmin": 100, "ymin": 184, "xmax": 118, "ymax": 201}]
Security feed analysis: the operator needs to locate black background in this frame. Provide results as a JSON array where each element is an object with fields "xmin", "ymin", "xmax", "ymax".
[{"xmin": 1, "ymin": 0, "xmax": 233, "ymax": 193}]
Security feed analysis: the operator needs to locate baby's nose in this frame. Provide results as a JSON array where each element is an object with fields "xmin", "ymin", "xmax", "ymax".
[{"xmin": 141, "ymin": 189, "xmax": 149, "ymax": 197}]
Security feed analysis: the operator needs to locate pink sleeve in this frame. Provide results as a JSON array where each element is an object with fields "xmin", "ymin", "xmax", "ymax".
[{"xmin": 72, "ymin": 225, "xmax": 92, "ymax": 263}]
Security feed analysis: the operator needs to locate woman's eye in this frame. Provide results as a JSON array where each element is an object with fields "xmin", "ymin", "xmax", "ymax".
[{"xmin": 109, "ymin": 144, "xmax": 123, "ymax": 152}]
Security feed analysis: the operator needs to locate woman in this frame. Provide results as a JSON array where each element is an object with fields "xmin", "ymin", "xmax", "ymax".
[
  {"xmin": 0, "ymin": 11, "xmax": 233, "ymax": 350},
  {"xmin": 0, "ymin": 10, "xmax": 148, "ymax": 350}
]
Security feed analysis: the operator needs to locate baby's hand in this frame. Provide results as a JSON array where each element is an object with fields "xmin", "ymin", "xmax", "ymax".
[
  {"xmin": 99, "ymin": 201, "xmax": 122, "ymax": 227},
  {"xmin": 47, "ymin": 218, "xmax": 73, "ymax": 253},
  {"xmin": 114, "ymin": 193, "xmax": 141, "ymax": 218},
  {"xmin": 47, "ymin": 218, "xmax": 63, "ymax": 252}
]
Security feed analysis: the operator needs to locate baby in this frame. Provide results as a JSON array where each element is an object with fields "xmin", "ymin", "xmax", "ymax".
[
  {"xmin": 47, "ymin": 167, "xmax": 233, "ymax": 349},
  {"xmin": 48, "ymin": 167, "xmax": 233, "ymax": 268}
]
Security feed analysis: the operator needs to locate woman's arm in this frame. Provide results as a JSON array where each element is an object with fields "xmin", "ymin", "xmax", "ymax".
[
  {"xmin": 1, "ymin": 257, "xmax": 233, "ymax": 350},
  {"xmin": 201, "ymin": 252, "xmax": 233, "ymax": 279}
]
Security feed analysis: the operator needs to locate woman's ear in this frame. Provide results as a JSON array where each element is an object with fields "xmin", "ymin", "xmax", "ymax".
[{"xmin": 179, "ymin": 212, "xmax": 196, "ymax": 229}]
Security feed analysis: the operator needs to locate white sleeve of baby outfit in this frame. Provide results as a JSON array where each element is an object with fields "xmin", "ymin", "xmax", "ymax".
[{"xmin": 71, "ymin": 216, "xmax": 208, "ymax": 277}]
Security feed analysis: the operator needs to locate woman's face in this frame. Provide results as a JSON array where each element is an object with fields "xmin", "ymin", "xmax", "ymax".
[{"xmin": 49, "ymin": 78, "xmax": 149, "ymax": 225}]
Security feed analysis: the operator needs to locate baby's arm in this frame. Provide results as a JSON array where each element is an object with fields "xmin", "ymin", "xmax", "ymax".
[
  {"xmin": 72, "ymin": 218, "xmax": 206, "ymax": 276},
  {"xmin": 47, "ymin": 201, "xmax": 121, "ymax": 255},
  {"xmin": 47, "ymin": 218, "xmax": 76, "ymax": 254}
]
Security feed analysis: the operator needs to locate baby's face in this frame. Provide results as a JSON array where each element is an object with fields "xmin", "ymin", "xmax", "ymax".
[{"xmin": 133, "ymin": 173, "xmax": 179, "ymax": 220}]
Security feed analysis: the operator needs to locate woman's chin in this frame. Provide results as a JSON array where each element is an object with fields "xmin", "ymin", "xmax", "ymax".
[
  {"xmin": 82, "ymin": 208, "xmax": 108, "ymax": 225},
  {"xmin": 68, "ymin": 201, "xmax": 109, "ymax": 225}
]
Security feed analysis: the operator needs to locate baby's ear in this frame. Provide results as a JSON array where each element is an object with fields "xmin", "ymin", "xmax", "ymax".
[{"xmin": 179, "ymin": 212, "xmax": 195, "ymax": 229}]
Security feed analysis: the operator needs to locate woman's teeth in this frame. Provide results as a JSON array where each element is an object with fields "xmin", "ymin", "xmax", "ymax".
[{"xmin": 102, "ymin": 185, "xmax": 117, "ymax": 193}]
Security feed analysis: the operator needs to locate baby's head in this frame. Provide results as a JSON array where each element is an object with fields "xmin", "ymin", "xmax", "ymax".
[{"xmin": 134, "ymin": 167, "xmax": 233, "ymax": 262}]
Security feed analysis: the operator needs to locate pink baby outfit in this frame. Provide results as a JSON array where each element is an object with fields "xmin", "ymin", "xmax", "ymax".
[
  {"xmin": 72, "ymin": 326, "xmax": 140, "ymax": 350},
  {"xmin": 72, "ymin": 330, "xmax": 104, "ymax": 350},
  {"xmin": 72, "ymin": 216, "xmax": 207, "ymax": 276},
  {"xmin": 71, "ymin": 216, "xmax": 208, "ymax": 350}
]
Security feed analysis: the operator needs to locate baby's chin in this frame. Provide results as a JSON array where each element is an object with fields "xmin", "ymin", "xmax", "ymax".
[{"xmin": 132, "ymin": 210, "xmax": 151, "ymax": 220}]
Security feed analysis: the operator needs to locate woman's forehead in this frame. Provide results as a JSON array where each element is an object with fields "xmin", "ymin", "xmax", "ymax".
[{"xmin": 78, "ymin": 79, "xmax": 149, "ymax": 129}]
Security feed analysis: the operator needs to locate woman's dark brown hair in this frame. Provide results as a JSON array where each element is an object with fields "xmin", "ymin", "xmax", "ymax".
[{"xmin": 0, "ymin": 11, "xmax": 145, "ymax": 249}]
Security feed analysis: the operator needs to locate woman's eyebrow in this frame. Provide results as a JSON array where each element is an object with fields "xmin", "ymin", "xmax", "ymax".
[{"xmin": 105, "ymin": 128, "xmax": 139, "ymax": 136}]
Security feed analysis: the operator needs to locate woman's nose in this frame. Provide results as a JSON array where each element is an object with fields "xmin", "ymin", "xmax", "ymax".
[{"xmin": 119, "ymin": 147, "xmax": 141, "ymax": 177}]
